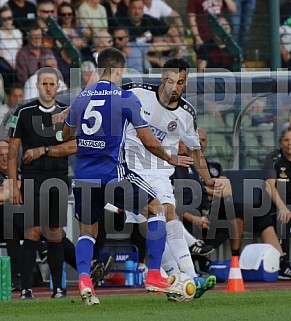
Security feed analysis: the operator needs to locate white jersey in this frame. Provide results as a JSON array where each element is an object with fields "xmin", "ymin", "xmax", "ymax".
[{"xmin": 124, "ymin": 82, "xmax": 200, "ymax": 177}]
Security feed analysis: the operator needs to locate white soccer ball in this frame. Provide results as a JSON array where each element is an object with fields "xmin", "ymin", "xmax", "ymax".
[{"xmin": 167, "ymin": 273, "xmax": 196, "ymax": 302}]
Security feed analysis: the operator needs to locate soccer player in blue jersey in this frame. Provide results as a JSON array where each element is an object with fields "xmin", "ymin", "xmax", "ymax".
[{"xmin": 62, "ymin": 47, "xmax": 193, "ymax": 305}]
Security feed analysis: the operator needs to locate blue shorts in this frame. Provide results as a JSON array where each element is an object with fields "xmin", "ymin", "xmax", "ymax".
[{"xmin": 73, "ymin": 170, "xmax": 156, "ymax": 225}]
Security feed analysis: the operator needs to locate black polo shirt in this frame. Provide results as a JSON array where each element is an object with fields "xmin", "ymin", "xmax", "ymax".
[
  {"xmin": 9, "ymin": 99, "xmax": 68, "ymax": 177},
  {"xmin": 116, "ymin": 14, "xmax": 169, "ymax": 42},
  {"xmin": 263, "ymin": 149, "xmax": 291, "ymax": 205}
]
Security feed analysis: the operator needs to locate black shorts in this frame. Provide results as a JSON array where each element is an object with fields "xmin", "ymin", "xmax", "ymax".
[
  {"xmin": 73, "ymin": 170, "xmax": 156, "ymax": 225},
  {"xmin": 242, "ymin": 203, "xmax": 274, "ymax": 234},
  {"xmin": 20, "ymin": 175, "xmax": 69, "ymax": 228}
]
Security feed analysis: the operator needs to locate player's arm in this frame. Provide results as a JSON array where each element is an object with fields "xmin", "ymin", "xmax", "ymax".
[
  {"xmin": 136, "ymin": 126, "xmax": 193, "ymax": 167},
  {"xmin": 8, "ymin": 137, "xmax": 22, "ymax": 205},
  {"xmin": 187, "ymin": 147, "xmax": 224, "ymax": 191},
  {"xmin": 266, "ymin": 178, "xmax": 291, "ymax": 223}
]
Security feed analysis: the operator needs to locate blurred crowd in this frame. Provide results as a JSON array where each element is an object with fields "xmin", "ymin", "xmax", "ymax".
[{"xmin": 0, "ymin": 0, "xmax": 260, "ymax": 107}]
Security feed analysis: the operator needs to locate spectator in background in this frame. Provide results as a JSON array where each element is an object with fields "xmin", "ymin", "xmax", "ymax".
[
  {"xmin": 24, "ymin": 54, "xmax": 67, "ymax": 100},
  {"xmin": 80, "ymin": 61, "xmax": 99, "ymax": 88},
  {"xmin": 77, "ymin": 0, "xmax": 108, "ymax": 40},
  {"xmin": 113, "ymin": 27, "xmax": 165, "ymax": 73},
  {"xmin": 0, "ymin": 83, "xmax": 23, "ymax": 124},
  {"xmin": 57, "ymin": 2, "xmax": 87, "ymax": 53},
  {"xmin": 103, "ymin": 0, "xmax": 128, "ymax": 30},
  {"xmin": 279, "ymin": 21, "xmax": 291, "ymax": 70},
  {"xmin": 187, "ymin": 0, "xmax": 236, "ymax": 50},
  {"xmin": 117, "ymin": 0, "xmax": 181, "ymax": 47},
  {"xmin": 143, "ymin": 0, "xmax": 185, "ymax": 37},
  {"xmin": 0, "ymin": 5, "xmax": 22, "ymax": 70},
  {"xmin": 36, "ymin": 0, "xmax": 56, "ymax": 48},
  {"xmin": 53, "ymin": 47, "xmax": 75, "ymax": 87},
  {"xmin": 15, "ymin": 23, "xmax": 55, "ymax": 85},
  {"xmin": 280, "ymin": 0, "xmax": 291, "ymax": 26},
  {"xmin": 90, "ymin": 29, "xmax": 113, "ymax": 64},
  {"xmin": 0, "ymin": 5, "xmax": 22, "ymax": 86},
  {"xmin": 53, "ymin": 0, "xmax": 72, "ymax": 15},
  {"xmin": 196, "ymin": 16, "xmax": 234, "ymax": 72},
  {"xmin": 263, "ymin": 127, "xmax": 291, "ymax": 279},
  {"xmin": 227, "ymin": 0, "xmax": 256, "ymax": 53},
  {"xmin": 7, "ymin": 0, "xmax": 36, "ymax": 40},
  {"xmin": 174, "ymin": 128, "xmax": 291, "ymax": 277},
  {"xmin": 0, "ymin": 139, "xmax": 23, "ymax": 291}
]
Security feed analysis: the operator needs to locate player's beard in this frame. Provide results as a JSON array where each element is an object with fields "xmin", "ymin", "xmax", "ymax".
[{"xmin": 169, "ymin": 93, "xmax": 181, "ymax": 104}]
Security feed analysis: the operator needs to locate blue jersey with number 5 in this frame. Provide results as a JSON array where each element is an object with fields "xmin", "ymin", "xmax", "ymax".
[{"xmin": 66, "ymin": 80, "xmax": 148, "ymax": 183}]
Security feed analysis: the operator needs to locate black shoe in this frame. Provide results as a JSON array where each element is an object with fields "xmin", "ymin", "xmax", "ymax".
[
  {"xmin": 199, "ymin": 257, "xmax": 212, "ymax": 274},
  {"xmin": 91, "ymin": 255, "xmax": 114, "ymax": 287},
  {"xmin": 279, "ymin": 256, "xmax": 291, "ymax": 279},
  {"xmin": 51, "ymin": 288, "xmax": 67, "ymax": 299},
  {"xmin": 279, "ymin": 266, "xmax": 291, "ymax": 279},
  {"xmin": 189, "ymin": 240, "xmax": 214, "ymax": 256},
  {"xmin": 21, "ymin": 289, "xmax": 35, "ymax": 300}
]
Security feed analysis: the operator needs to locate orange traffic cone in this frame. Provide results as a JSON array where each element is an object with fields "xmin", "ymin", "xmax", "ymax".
[{"xmin": 226, "ymin": 256, "xmax": 246, "ymax": 292}]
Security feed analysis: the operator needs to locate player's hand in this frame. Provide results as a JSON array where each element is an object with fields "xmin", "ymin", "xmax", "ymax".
[
  {"xmin": 169, "ymin": 155, "xmax": 193, "ymax": 167},
  {"xmin": 22, "ymin": 147, "xmax": 43, "ymax": 164},
  {"xmin": 8, "ymin": 181, "xmax": 22, "ymax": 205},
  {"xmin": 52, "ymin": 107, "xmax": 70, "ymax": 125},
  {"xmin": 205, "ymin": 178, "xmax": 225, "ymax": 192},
  {"xmin": 191, "ymin": 215, "xmax": 210, "ymax": 229},
  {"xmin": 278, "ymin": 208, "xmax": 291, "ymax": 223}
]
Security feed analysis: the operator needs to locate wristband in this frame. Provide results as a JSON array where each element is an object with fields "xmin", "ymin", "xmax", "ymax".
[{"xmin": 45, "ymin": 146, "xmax": 50, "ymax": 155}]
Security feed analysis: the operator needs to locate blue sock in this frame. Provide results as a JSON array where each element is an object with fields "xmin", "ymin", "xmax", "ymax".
[
  {"xmin": 75, "ymin": 236, "xmax": 95, "ymax": 277},
  {"xmin": 146, "ymin": 215, "xmax": 166, "ymax": 270}
]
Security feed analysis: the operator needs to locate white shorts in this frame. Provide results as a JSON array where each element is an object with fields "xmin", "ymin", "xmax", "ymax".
[
  {"xmin": 141, "ymin": 174, "xmax": 175, "ymax": 206},
  {"xmin": 124, "ymin": 174, "xmax": 175, "ymax": 224}
]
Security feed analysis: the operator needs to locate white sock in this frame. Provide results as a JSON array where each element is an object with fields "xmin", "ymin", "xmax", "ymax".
[
  {"xmin": 181, "ymin": 221, "xmax": 197, "ymax": 247},
  {"xmin": 161, "ymin": 242, "xmax": 180, "ymax": 275},
  {"xmin": 166, "ymin": 220, "xmax": 198, "ymax": 279}
]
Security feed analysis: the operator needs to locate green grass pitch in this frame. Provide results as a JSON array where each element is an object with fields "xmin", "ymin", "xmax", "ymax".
[{"xmin": 0, "ymin": 290, "xmax": 290, "ymax": 321}]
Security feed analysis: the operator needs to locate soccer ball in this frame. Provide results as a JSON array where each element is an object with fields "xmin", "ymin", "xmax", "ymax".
[{"xmin": 167, "ymin": 273, "xmax": 196, "ymax": 302}]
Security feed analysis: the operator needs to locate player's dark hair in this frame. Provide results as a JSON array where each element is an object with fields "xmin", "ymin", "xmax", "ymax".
[
  {"xmin": 97, "ymin": 47, "xmax": 126, "ymax": 74},
  {"xmin": 36, "ymin": 67, "xmax": 61, "ymax": 83},
  {"xmin": 162, "ymin": 58, "xmax": 190, "ymax": 75}
]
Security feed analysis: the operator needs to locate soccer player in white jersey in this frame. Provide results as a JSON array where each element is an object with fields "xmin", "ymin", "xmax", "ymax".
[
  {"xmin": 124, "ymin": 58, "xmax": 224, "ymax": 298},
  {"xmin": 62, "ymin": 48, "xmax": 192, "ymax": 305}
]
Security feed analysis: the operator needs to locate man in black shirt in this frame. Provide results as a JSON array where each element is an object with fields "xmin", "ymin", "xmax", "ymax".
[
  {"xmin": 263, "ymin": 127, "xmax": 291, "ymax": 279},
  {"xmin": 173, "ymin": 128, "xmax": 291, "ymax": 278},
  {"xmin": 115, "ymin": 0, "xmax": 181, "ymax": 46},
  {"xmin": 7, "ymin": 0, "xmax": 36, "ymax": 41},
  {"xmin": 8, "ymin": 67, "xmax": 69, "ymax": 299},
  {"xmin": 196, "ymin": 16, "xmax": 234, "ymax": 72}
]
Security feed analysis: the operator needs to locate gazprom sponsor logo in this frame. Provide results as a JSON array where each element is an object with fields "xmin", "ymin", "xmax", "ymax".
[
  {"xmin": 79, "ymin": 89, "xmax": 122, "ymax": 97},
  {"xmin": 78, "ymin": 139, "xmax": 106, "ymax": 149},
  {"xmin": 149, "ymin": 125, "xmax": 166, "ymax": 142}
]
